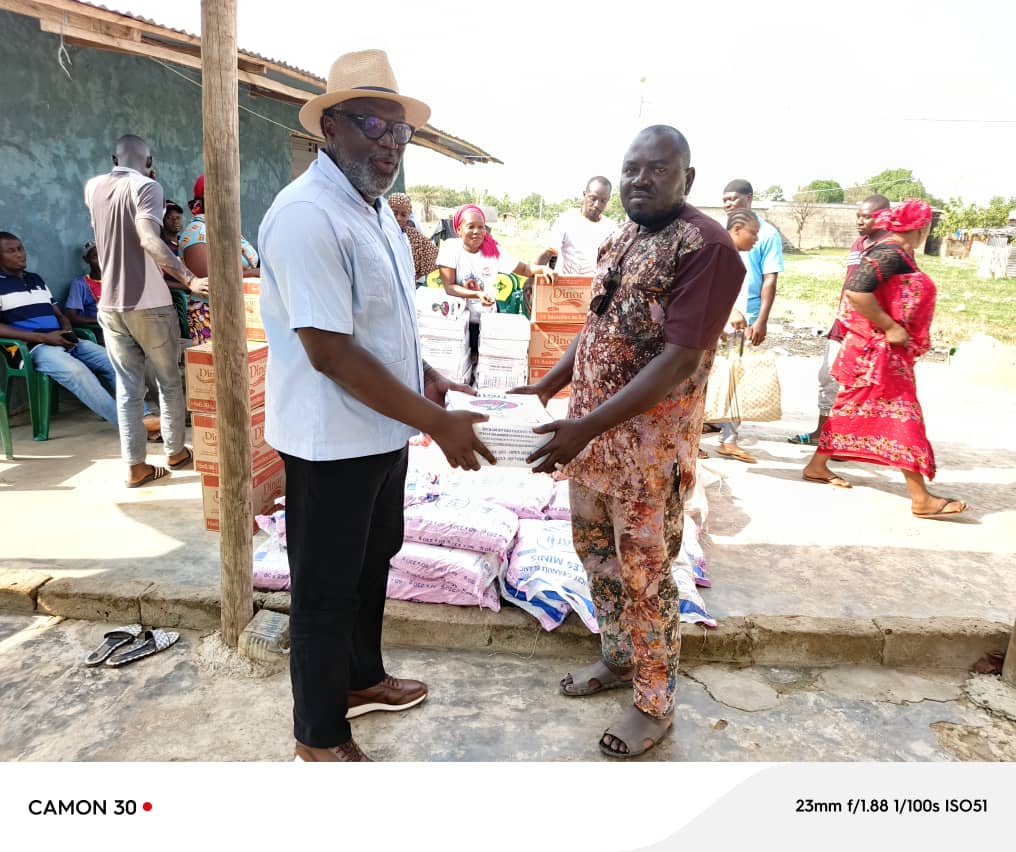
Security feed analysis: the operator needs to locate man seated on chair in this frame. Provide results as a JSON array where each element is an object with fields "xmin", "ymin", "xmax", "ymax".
[
  {"xmin": 0, "ymin": 231, "xmax": 118, "ymax": 426},
  {"xmin": 63, "ymin": 241, "xmax": 102, "ymax": 328}
]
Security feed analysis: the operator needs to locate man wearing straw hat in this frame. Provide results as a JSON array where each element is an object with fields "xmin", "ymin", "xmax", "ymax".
[{"xmin": 259, "ymin": 49, "xmax": 493, "ymax": 762}]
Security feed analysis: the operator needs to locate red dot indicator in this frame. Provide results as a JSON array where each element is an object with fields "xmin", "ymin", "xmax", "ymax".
[{"xmin": 143, "ymin": 803, "xmax": 153, "ymax": 812}]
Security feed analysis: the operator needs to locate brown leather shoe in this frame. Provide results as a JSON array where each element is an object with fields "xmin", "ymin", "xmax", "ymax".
[
  {"xmin": 346, "ymin": 674, "xmax": 428, "ymax": 719},
  {"xmin": 294, "ymin": 739, "xmax": 373, "ymax": 762}
]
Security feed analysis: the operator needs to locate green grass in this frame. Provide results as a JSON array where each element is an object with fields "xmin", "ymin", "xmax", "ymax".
[{"xmin": 777, "ymin": 248, "xmax": 1016, "ymax": 348}]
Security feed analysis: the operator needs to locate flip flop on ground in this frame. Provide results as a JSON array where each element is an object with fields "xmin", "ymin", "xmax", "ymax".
[
  {"xmin": 84, "ymin": 623, "xmax": 143, "ymax": 666},
  {"xmin": 913, "ymin": 497, "xmax": 967, "ymax": 520},
  {"xmin": 126, "ymin": 465, "xmax": 170, "ymax": 488},
  {"xmin": 802, "ymin": 472, "xmax": 852, "ymax": 488},
  {"xmin": 599, "ymin": 706, "xmax": 674, "ymax": 759},
  {"xmin": 105, "ymin": 628, "xmax": 180, "ymax": 667},
  {"xmin": 167, "ymin": 447, "xmax": 193, "ymax": 470},
  {"xmin": 560, "ymin": 660, "xmax": 633, "ymax": 697},
  {"xmin": 787, "ymin": 433, "xmax": 820, "ymax": 445},
  {"xmin": 717, "ymin": 444, "xmax": 757, "ymax": 463}
]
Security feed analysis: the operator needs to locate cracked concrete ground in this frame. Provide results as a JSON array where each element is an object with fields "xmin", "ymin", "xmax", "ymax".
[{"xmin": 2, "ymin": 613, "xmax": 1014, "ymax": 762}]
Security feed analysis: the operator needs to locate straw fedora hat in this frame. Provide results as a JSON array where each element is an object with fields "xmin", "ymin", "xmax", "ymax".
[{"xmin": 299, "ymin": 49, "xmax": 431, "ymax": 138}]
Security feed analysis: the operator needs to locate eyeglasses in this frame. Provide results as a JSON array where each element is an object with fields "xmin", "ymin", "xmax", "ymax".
[
  {"xmin": 328, "ymin": 110, "xmax": 415, "ymax": 145},
  {"xmin": 589, "ymin": 267, "xmax": 622, "ymax": 317}
]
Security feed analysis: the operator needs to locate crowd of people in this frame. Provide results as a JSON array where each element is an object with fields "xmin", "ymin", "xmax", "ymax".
[{"xmin": 1, "ymin": 46, "xmax": 968, "ymax": 762}]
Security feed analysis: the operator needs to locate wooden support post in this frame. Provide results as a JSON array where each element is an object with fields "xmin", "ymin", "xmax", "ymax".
[
  {"xmin": 201, "ymin": 0, "xmax": 253, "ymax": 646},
  {"xmin": 1003, "ymin": 622, "xmax": 1016, "ymax": 687}
]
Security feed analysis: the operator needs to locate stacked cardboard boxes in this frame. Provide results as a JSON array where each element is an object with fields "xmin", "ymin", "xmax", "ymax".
[
  {"xmin": 475, "ymin": 312, "xmax": 530, "ymax": 391},
  {"xmin": 528, "ymin": 275, "xmax": 592, "ymax": 399},
  {"xmin": 415, "ymin": 289, "xmax": 472, "ymax": 384},
  {"xmin": 184, "ymin": 340, "xmax": 284, "ymax": 531}
]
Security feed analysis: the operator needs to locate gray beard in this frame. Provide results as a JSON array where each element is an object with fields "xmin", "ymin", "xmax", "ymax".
[{"xmin": 332, "ymin": 148, "xmax": 398, "ymax": 201}]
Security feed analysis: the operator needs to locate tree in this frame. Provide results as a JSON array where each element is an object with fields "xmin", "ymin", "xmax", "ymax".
[
  {"xmin": 789, "ymin": 197, "xmax": 818, "ymax": 249},
  {"xmin": 758, "ymin": 184, "xmax": 785, "ymax": 201},
  {"xmin": 934, "ymin": 195, "xmax": 1016, "ymax": 238},
  {"xmin": 844, "ymin": 169, "xmax": 942, "ymax": 206},
  {"xmin": 795, "ymin": 179, "xmax": 844, "ymax": 204},
  {"xmin": 407, "ymin": 184, "xmax": 441, "ymax": 221},
  {"xmin": 604, "ymin": 192, "xmax": 626, "ymax": 223}
]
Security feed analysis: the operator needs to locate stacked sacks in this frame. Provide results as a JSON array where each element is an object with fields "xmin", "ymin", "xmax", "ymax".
[
  {"xmin": 475, "ymin": 312, "xmax": 530, "ymax": 391},
  {"xmin": 388, "ymin": 490, "xmax": 520, "ymax": 612},
  {"xmin": 415, "ymin": 289, "xmax": 472, "ymax": 385},
  {"xmin": 502, "ymin": 519, "xmax": 598, "ymax": 632}
]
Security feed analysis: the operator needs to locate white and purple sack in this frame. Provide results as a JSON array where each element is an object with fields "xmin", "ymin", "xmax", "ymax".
[
  {"xmin": 544, "ymin": 480, "xmax": 571, "ymax": 521},
  {"xmin": 387, "ymin": 567, "xmax": 501, "ymax": 611},
  {"xmin": 252, "ymin": 504, "xmax": 290, "ymax": 591},
  {"xmin": 446, "ymin": 468, "xmax": 555, "ymax": 520},
  {"xmin": 403, "ymin": 494, "xmax": 519, "ymax": 556},
  {"xmin": 503, "ymin": 519, "xmax": 598, "ymax": 633},
  {"xmin": 392, "ymin": 541, "xmax": 503, "ymax": 587},
  {"xmin": 671, "ymin": 560, "xmax": 717, "ymax": 628},
  {"xmin": 679, "ymin": 515, "xmax": 711, "ymax": 588},
  {"xmin": 404, "ymin": 466, "xmax": 441, "ymax": 508}
]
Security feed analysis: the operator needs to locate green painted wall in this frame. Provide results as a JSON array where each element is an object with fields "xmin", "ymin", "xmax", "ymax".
[{"xmin": 0, "ymin": 9, "xmax": 309, "ymax": 304}]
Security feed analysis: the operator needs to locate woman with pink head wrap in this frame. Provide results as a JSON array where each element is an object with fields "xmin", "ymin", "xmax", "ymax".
[
  {"xmin": 435, "ymin": 204, "xmax": 555, "ymax": 354},
  {"xmin": 802, "ymin": 199, "xmax": 967, "ymax": 519}
]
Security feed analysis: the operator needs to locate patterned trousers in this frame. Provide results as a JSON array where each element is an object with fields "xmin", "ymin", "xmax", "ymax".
[{"xmin": 569, "ymin": 480, "xmax": 684, "ymax": 718}]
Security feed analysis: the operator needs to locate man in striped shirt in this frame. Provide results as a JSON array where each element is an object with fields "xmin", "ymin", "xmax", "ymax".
[{"xmin": 0, "ymin": 232, "xmax": 117, "ymax": 425}]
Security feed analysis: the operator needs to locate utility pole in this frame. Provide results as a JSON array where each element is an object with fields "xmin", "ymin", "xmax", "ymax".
[{"xmin": 201, "ymin": 0, "xmax": 254, "ymax": 647}]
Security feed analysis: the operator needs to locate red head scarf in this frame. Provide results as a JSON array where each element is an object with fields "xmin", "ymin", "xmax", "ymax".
[
  {"xmin": 874, "ymin": 198, "xmax": 932, "ymax": 233},
  {"xmin": 189, "ymin": 175, "xmax": 205, "ymax": 215},
  {"xmin": 453, "ymin": 204, "xmax": 500, "ymax": 258}
]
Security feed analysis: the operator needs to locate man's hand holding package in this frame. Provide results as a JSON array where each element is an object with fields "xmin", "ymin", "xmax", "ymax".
[
  {"xmin": 432, "ymin": 410, "xmax": 495, "ymax": 470},
  {"xmin": 424, "ymin": 365, "xmax": 474, "ymax": 407},
  {"xmin": 526, "ymin": 417, "xmax": 595, "ymax": 474}
]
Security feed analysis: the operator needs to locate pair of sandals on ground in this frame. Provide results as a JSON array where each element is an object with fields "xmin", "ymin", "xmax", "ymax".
[
  {"xmin": 84, "ymin": 623, "xmax": 180, "ymax": 667},
  {"xmin": 560, "ymin": 659, "xmax": 672, "ymax": 759}
]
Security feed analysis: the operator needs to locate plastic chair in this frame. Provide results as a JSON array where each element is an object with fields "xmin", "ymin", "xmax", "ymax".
[
  {"xmin": 0, "ymin": 377, "xmax": 12, "ymax": 459},
  {"xmin": 0, "ymin": 328, "xmax": 98, "ymax": 443}
]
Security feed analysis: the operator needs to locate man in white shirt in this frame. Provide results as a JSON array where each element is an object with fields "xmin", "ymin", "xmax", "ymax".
[
  {"xmin": 537, "ymin": 176, "xmax": 616, "ymax": 275},
  {"xmin": 259, "ymin": 50, "xmax": 493, "ymax": 763}
]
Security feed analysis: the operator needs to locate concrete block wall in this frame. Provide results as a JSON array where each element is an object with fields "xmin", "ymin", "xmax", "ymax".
[{"xmin": 0, "ymin": 9, "xmax": 305, "ymax": 304}]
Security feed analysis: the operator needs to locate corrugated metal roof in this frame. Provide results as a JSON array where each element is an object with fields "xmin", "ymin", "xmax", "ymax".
[{"xmin": 73, "ymin": 0, "xmax": 325, "ymax": 83}]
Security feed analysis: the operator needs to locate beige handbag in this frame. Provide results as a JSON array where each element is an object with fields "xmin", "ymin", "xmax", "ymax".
[{"xmin": 704, "ymin": 332, "xmax": 782, "ymax": 423}]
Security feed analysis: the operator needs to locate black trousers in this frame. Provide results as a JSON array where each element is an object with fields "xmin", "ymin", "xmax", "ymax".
[{"xmin": 282, "ymin": 445, "xmax": 408, "ymax": 747}]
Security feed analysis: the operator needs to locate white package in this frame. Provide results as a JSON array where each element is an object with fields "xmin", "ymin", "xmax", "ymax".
[{"xmin": 445, "ymin": 390, "xmax": 551, "ymax": 467}]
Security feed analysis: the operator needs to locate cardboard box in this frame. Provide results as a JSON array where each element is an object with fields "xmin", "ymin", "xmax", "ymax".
[
  {"xmin": 185, "ymin": 341, "xmax": 268, "ymax": 413},
  {"xmin": 192, "ymin": 406, "xmax": 277, "ymax": 475},
  {"xmin": 479, "ymin": 312, "xmax": 530, "ymax": 341},
  {"xmin": 446, "ymin": 390, "xmax": 551, "ymax": 467},
  {"xmin": 242, "ymin": 279, "xmax": 265, "ymax": 342},
  {"xmin": 474, "ymin": 370, "xmax": 528, "ymax": 392},
  {"xmin": 527, "ymin": 366, "xmax": 570, "ymax": 399},
  {"xmin": 201, "ymin": 454, "xmax": 286, "ymax": 533},
  {"xmin": 415, "ymin": 289, "xmax": 468, "ymax": 322},
  {"xmin": 531, "ymin": 275, "xmax": 593, "ymax": 325},
  {"xmin": 528, "ymin": 322, "xmax": 582, "ymax": 371}
]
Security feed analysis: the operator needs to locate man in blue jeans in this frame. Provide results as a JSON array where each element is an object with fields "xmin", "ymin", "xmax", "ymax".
[
  {"xmin": 0, "ymin": 232, "xmax": 118, "ymax": 427},
  {"xmin": 85, "ymin": 135, "xmax": 208, "ymax": 487}
]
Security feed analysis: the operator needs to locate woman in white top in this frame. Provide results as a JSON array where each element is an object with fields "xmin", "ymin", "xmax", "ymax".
[
  {"xmin": 436, "ymin": 204, "xmax": 554, "ymax": 354},
  {"xmin": 708, "ymin": 209, "xmax": 760, "ymax": 462}
]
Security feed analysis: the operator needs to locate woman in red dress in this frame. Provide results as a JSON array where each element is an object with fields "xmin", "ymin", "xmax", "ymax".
[{"xmin": 802, "ymin": 198, "xmax": 967, "ymax": 519}]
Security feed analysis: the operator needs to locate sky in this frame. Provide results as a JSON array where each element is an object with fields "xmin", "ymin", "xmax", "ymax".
[{"xmin": 117, "ymin": 0, "xmax": 1016, "ymax": 207}]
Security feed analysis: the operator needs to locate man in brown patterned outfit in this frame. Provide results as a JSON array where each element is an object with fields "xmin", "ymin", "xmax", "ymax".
[{"xmin": 514, "ymin": 125, "xmax": 744, "ymax": 758}]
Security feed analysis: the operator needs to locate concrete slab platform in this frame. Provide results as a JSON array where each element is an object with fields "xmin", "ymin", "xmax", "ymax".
[{"xmin": 1, "ymin": 356, "xmax": 1013, "ymax": 668}]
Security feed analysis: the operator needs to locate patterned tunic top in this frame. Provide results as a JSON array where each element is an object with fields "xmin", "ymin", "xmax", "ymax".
[
  {"xmin": 565, "ymin": 206, "xmax": 744, "ymax": 503},
  {"xmin": 405, "ymin": 225, "xmax": 438, "ymax": 280}
]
